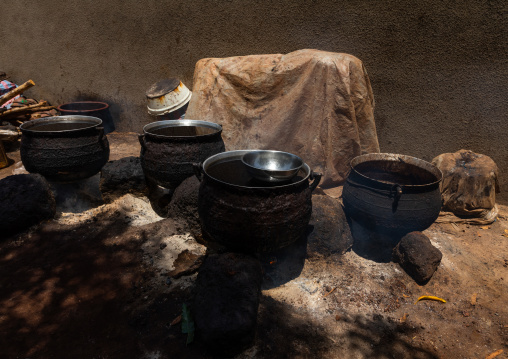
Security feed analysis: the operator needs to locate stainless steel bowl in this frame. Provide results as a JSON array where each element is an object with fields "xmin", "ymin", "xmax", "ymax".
[{"xmin": 242, "ymin": 150, "xmax": 303, "ymax": 183}]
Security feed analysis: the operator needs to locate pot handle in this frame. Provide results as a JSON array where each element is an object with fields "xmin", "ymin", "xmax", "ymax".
[
  {"xmin": 192, "ymin": 162, "xmax": 203, "ymax": 182},
  {"xmin": 138, "ymin": 134, "xmax": 146, "ymax": 150},
  {"xmin": 391, "ymin": 184, "xmax": 403, "ymax": 212},
  {"xmin": 391, "ymin": 184, "xmax": 403, "ymax": 200},
  {"xmin": 309, "ymin": 171, "xmax": 322, "ymax": 192}
]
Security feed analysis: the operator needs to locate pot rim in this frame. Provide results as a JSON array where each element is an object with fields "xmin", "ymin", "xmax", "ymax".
[
  {"xmin": 202, "ymin": 150, "xmax": 313, "ymax": 189},
  {"xmin": 142, "ymin": 119, "xmax": 222, "ymax": 139},
  {"xmin": 57, "ymin": 101, "xmax": 109, "ymax": 112},
  {"xmin": 350, "ymin": 152, "xmax": 443, "ymax": 187},
  {"xmin": 19, "ymin": 115, "xmax": 103, "ymax": 134}
]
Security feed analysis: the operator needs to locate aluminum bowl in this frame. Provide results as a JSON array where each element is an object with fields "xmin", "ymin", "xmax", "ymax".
[
  {"xmin": 145, "ymin": 78, "xmax": 192, "ymax": 116},
  {"xmin": 242, "ymin": 150, "xmax": 303, "ymax": 183}
]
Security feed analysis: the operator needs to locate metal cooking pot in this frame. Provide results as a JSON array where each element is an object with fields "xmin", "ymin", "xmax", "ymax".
[
  {"xmin": 57, "ymin": 101, "xmax": 115, "ymax": 133},
  {"xmin": 194, "ymin": 150, "xmax": 322, "ymax": 253},
  {"xmin": 19, "ymin": 115, "xmax": 109, "ymax": 182},
  {"xmin": 139, "ymin": 119, "xmax": 225, "ymax": 189},
  {"xmin": 342, "ymin": 153, "xmax": 443, "ymax": 236}
]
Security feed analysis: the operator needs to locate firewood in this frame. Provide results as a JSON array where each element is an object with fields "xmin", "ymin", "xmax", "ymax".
[
  {"xmin": 0, "ymin": 103, "xmax": 54, "ymax": 118},
  {"xmin": 0, "ymin": 80, "xmax": 35, "ymax": 107},
  {"xmin": 0, "ymin": 129, "xmax": 19, "ymax": 141}
]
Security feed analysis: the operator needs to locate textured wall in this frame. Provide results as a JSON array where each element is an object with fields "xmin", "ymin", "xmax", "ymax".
[{"xmin": 1, "ymin": 1, "xmax": 507, "ymax": 200}]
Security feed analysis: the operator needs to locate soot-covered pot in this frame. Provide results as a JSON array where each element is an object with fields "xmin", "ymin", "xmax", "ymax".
[
  {"xmin": 195, "ymin": 150, "xmax": 322, "ymax": 253},
  {"xmin": 342, "ymin": 153, "xmax": 443, "ymax": 236},
  {"xmin": 20, "ymin": 115, "xmax": 109, "ymax": 182},
  {"xmin": 139, "ymin": 120, "xmax": 225, "ymax": 188}
]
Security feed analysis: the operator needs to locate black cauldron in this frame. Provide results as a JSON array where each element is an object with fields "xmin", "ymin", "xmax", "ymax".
[
  {"xmin": 342, "ymin": 153, "xmax": 442, "ymax": 236},
  {"xmin": 139, "ymin": 120, "xmax": 225, "ymax": 189},
  {"xmin": 195, "ymin": 150, "xmax": 322, "ymax": 253},
  {"xmin": 20, "ymin": 116, "xmax": 110, "ymax": 182},
  {"xmin": 57, "ymin": 101, "xmax": 115, "ymax": 133}
]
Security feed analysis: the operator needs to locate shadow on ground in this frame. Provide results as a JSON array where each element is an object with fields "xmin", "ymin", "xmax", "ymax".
[
  {"xmin": 256, "ymin": 295, "xmax": 438, "ymax": 359},
  {"xmin": 0, "ymin": 206, "xmax": 206, "ymax": 358}
]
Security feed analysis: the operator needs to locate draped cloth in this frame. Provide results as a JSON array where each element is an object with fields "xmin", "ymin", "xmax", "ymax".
[{"xmin": 186, "ymin": 49, "xmax": 380, "ymax": 188}]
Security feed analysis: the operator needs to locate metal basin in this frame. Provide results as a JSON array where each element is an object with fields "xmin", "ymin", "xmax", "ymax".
[{"xmin": 242, "ymin": 150, "xmax": 303, "ymax": 183}]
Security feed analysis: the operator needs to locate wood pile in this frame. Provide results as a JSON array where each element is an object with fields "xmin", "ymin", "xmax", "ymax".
[{"xmin": 0, "ymin": 78, "xmax": 59, "ymax": 127}]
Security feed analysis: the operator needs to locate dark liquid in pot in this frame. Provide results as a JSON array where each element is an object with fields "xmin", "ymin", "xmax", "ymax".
[
  {"xmin": 354, "ymin": 160, "xmax": 438, "ymax": 185},
  {"xmin": 149, "ymin": 126, "xmax": 217, "ymax": 137},
  {"xmin": 206, "ymin": 159, "xmax": 305, "ymax": 187},
  {"xmin": 30, "ymin": 122, "xmax": 96, "ymax": 132}
]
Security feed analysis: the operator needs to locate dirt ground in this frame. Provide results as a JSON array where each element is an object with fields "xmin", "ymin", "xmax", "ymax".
[{"xmin": 0, "ymin": 133, "xmax": 506, "ymax": 359}]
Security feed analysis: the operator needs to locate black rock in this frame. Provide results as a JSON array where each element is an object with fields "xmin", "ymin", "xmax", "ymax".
[
  {"xmin": 99, "ymin": 156, "xmax": 148, "ymax": 203},
  {"xmin": 0, "ymin": 174, "xmax": 56, "ymax": 238},
  {"xmin": 167, "ymin": 175, "xmax": 201, "ymax": 235},
  {"xmin": 193, "ymin": 253, "xmax": 263, "ymax": 357},
  {"xmin": 392, "ymin": 231, "xmax": 443, "ymax": 284},
  {"xmin": 307, "ymin": 194, "xmax": 354, "ymax": 257}
]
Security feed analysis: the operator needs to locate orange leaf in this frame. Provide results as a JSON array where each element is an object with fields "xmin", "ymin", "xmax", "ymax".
[
  {"xmin": 471, "ymin": 293, "xmax": 477, "ymax": 306},
  {"xmin": 170, "ymin": 314, "xmax": 182, "ymax": 326},
  {"xmin": 324, "ymin": 287, "xmax": 336, "ymax": 298},
  {"xmin": 485, "ymin": 349, "xmax": 503, "ymax": 359}
]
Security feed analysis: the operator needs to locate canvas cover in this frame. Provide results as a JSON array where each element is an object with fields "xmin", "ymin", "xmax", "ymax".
[
  {"xmin": 432, "ymin": 149, "xmax": 500, "ymax": 224},
  {"xmin": 186, "ymin": 49, "xmax": 380, "ymax": 188}
]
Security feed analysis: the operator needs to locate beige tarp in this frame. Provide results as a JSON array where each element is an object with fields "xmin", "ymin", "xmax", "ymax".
[
  {"xmin": 432, "ymin": 149, "xmax": 500, "ymax": 224},
  {"xmin": 186, "ymin": 49, "xmax": 380, "ymax": 188}
]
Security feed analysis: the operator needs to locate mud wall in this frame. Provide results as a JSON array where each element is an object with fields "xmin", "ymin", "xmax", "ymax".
[{"xmin": 1, "ymin": 1, "xmax": 507, "ymax": 201}]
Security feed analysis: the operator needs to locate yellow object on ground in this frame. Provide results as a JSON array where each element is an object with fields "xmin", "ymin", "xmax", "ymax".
[{"xmin": 414, "ymin": 295, "xmax": 447, "ymax": 304}]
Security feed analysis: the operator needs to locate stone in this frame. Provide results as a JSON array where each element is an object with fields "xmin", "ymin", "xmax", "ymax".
[
  {"xmin": 193, "ymin": 253, "xmax": 263, "ymax": 357},
  {"xmin": 0, "ymin": 174, "xmax": 56, "ymax": 238},
  {"xmin": 99, "ymin": 156, "xmax": 148, "ymax": 203},
  {"xmin": 167, "ymin": 175, "xmax": 201, "ymax": 236},
  {"xmin": 307, "ymin": 194, "xmax": 354, "ymax": 257},
  {"xmin": 392, "ymin": 231, "xmax": 443, "ymax": 284}
]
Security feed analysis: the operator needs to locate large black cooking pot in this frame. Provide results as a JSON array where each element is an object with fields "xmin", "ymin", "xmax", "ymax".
[
  {"xmin": 57, "ymin": 101, "xmax": 115, "ymax": 133},
  {"xmin": 342, "ymin": 153, "xmax": 443, "ymax": 236},
  {"xmin": 195, "ymin": 150, "xmax": 322, "ymax": 253},
  {"xmin": 139, "ymin": 119, "xmax": 225, "ymax": 188},
  {"xmin": 20, "ymin": 116, "xmax": 110, "ymax": 182}
]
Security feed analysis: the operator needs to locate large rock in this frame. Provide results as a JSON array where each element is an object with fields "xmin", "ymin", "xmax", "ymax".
[
  {"xmin": 167, "ymin": 175, "xmax": 201, "ymax": 235},
  {"xmin": 0, "ymin": 174, "xmax": 56, "ymax": 238},
  {"xmin": 392, "ymin": 231, "xmax": 442, "ymax": 284},
  {"xmin": 307, "ymin": 194, "xmax": 353, "ymax": 257},
  {"xmin": 99, "ymin": 156, "xmax": 148, "ymax": 203},
  {"xmin": 194, "ymin": 253, "xmax": 263, "ymax": 357}
]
